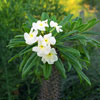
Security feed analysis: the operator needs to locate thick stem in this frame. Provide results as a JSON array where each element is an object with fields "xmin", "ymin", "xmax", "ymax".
[{"xmin": 38, "ymin": 66, "xmax": 61, "ymax": 100}]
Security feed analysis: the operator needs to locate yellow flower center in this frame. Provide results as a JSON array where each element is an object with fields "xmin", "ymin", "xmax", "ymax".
[
  {"xmin": 29, "ymin": 33, "xmax": 34, "ymax": 38},
  {"xmin": 40, "ymin": 45, "xmax": 44, "ymax": 49},
  {"xmin": 39, "ymin": 23, "xmax": 43, "ymax": 26},
  {"xmin": 45, "ymin": 39, "xmax": 48, "ymax": 42},
  {"xmin": 48, "ymin": 53, "xmax": 53, "ymax": 57}
]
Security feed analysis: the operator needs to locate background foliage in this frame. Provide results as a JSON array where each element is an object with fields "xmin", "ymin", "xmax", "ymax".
[{"xmin": 0, "ymin": 0, "xmax": 100, "ymax": 100}]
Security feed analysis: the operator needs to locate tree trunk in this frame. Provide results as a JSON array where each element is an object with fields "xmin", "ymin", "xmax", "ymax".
[{"xmin": 38, "ymin": 66, "xmax": 61, "ymax": 100}]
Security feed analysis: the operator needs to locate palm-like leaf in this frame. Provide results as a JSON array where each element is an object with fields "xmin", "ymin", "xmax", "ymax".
[{"xmin": 8, "ymin": 12, "xmax": 100, "ymax": 85}]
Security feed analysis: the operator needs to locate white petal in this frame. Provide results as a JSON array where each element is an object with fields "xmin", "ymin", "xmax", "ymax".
[
  {"xmin": 51, "ymin": 48, "xmax": 57, "ymax": 54},
  {"xmin": 60, "ymin": 29, "xmax": 63, "ymax": 32},
  {"xmin": 46, "ymin": 54, "xmax": 58, "ymax": 64},
  {"xmin": 38, "ymin": 35, "xmax": 44, "ymax": 43},
  {"xmin": 38, "ymin": 35, "xmax": 46, "ymax": 46},
  {"xmin": 32, "ymin": 22, "xmax": 38, "ymax": 30},
  {"xmin": 42, "ymin": 57, "xmax": 46, "ymax": 64},
  {"xmin": 40, "ymin": 46, "xmax": 51, "ymax": 55},
  {"xmin": 44, "ymin": 33, "xmax": 51, "ymax": 39},
  {"xmin": 43, "ymin": 19, "xmax": 49, "ymax": 27},
  {"xmin": 59, "ymin": 26, "xmax": 62, "ymax": 28},
  {"xmin": 37, "ymin": 52, "xmax": 43, "ymax": 57},
  {"xmin": 33, "ymin": 30, "xmax": 38, "ymax": 36},
  {"xmin": 30, "ymin": 27, "xmax": 34, "ymax": 33},
  {"xmin": 53, "ymin": 55, "xmax": 58, "ymax": 61},
  {"xmin": 24, "ymin": 33, "xmax": 33, "ymax": 45},
  {"xmin": 45, "ymin": 46, "xmax": 51, "ymax": 54},
  {"xmin": 38, "ymin": 35, "xmax": 43, "ymax": 40},
  {"xmin": 44, "ymin": 19, "xmax": 48, "ymax": 23},
  {"xmin": 50, "ymin": 21, "xmax": 58, "ymax": 27},
  {"xmin": 56, "ymin": 26, "xmax": 63, "ymax": 33},
  {"xmin": 56, "ymin": 27, "xmax": 59, "ymax": 33},
  {"xmin": 47, "ymin": 59, "xmax": 54, "ymax": 64},
  {"xmin": 26, "ymin": 40, "xmax": 32, "ymax": 45},
  {"xmin": 50, "ymin": 37, "xmax": 56, "ymax": 45},
  {"xmin": 37, "ymin": 20, "xmax": 41, "ymax": 24},
  {"xmin": 39, "ymin": 27, "xmax": 45, "ymax": 31},
  {"xmin": 24, "ymin": 32, "xmax": 29, "ymax": 40},
  {"xmin": 27, "ymin": 36, "xmax": 37, "ymax": 45},
  {"xmin": 32, "ymin": 47, "xmax": 38, "ymax": 52},
  {"xmin": 50, "ymin": 21, "xmax": 54, "ymax": 27}
]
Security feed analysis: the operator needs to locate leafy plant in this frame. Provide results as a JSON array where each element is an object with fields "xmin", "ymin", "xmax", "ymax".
[
  {"xmin": 8, "ymin": 12, "xmax": 100, "ymax": 86},
  {"xmin": 0, "ymin": 0, "xmax": 67, "ymax": 99}
]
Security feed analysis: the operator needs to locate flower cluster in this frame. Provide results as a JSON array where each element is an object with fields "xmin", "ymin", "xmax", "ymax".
[{"xmin": 24, "ymin": 19, "xmax": 63, "ymax": 64}]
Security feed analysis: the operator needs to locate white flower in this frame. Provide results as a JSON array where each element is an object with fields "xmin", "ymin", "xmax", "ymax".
[
  {"xmin": 50, "ymin": 21, "xmax": 63, "ymax": 33},
  {"xmin": 50, "ymin": 21, "xmax": 58, "ymax": 27},
  {"xmin": 42, "ymin": 48, "xmax": 58, "ymax": 64},
  {"xmin": 56, "ymin": 26, "xmax": 63, "ymax": 33},
  {"xmin": 32, "ymin": 20, "xmax": 49, "ymax": 31},
  {"xmin": 44, "ymin": 33, "xmax": 56, "ymax": 46},
  {"xmin": 24, "ymin": 30, "xmax": 38, "ymax": 45},
  {"xmin": 36, "ymin": 20, "xmax": 49, "ymax": 31},
  {"xmin": 32, "ymin": 35, "xmax": 51, "ymax": 57}
]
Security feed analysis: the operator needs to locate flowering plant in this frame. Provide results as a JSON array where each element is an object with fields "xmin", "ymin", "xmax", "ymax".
[
  {"xmin": 8, "ymin": 13, "xmax": 100, "ymax": 84},
  {"xmin": 24, "ymin": 19, "xmax": 59, "ymax": 64}
]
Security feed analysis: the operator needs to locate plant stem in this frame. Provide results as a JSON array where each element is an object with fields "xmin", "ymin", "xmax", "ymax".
[
  {"xmin": 38, "ymin": 66, "xmax": 61, "ymax": 100},
  {"xmin": 50, "ymin": 27, "xmax": 56, "ymax": 33}
]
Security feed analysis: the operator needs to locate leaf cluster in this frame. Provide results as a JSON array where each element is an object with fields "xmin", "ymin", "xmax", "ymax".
[{"xmin": 8, "ymin": 12, "xmax": 100, "ymax": 85}]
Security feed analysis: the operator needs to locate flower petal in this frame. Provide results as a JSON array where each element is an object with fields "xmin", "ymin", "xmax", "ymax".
[
  {"xmin": 50, "ymin": 21, "xmax": 58, "ymax": 27},
  {"xmin": 24, "ymin": 32, "xmax": 29, "ymax": 40},
  {"xmin": 32, "ymin": 46, "xmax": 38, "ymax": 52},
  {"xmin": 44, "ymin": 33, "xmax": 51, "ymax": 39},
  {"xmin": 32, "ymin": 22, "xmax": 38, "ymax": 30},
  {"xmin": 51, "ymin": 48, "xmax": 57, "ymax": 54},
  {"xmin": 42, "ymin": 57, "xmax": 46, "ymax": 64},
  {"xmin": 50, "ymin": 37, "xmax": 56, "ymax": 45}
]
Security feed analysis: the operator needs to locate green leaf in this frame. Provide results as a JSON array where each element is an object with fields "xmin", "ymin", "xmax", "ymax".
[
  {"xmin": 41, "ymin": 12, "xmax": 49, "ymax": 20},
  {"xmin": 73, "ymin": 65, "xmax": 91, "ymax": 85},
  {"xmin": 22, "ymin": 22, "xmax": 31, "ymax": 32},
  {"xmin": 59, "ymin": 49, "xmax": 82, "ymax": 70},
  {"xmin": 9, "ymin": 38, "xmax": 25, "ymax": 43},
  {"xmin": 76, "ymin": 24, "xmax": 87, "ymax": 31},
  {"xmin": 56, "ymin": 45, "xmax": 81, "ymax": 57},
  {"xmin": 27, "ymin": 14, "xmax": 37, "ymax": 24},
  {"xmin": 55, "ymin": 58, "xmax": 66, "ymax": 78},
  {"xmin": 67, "ymin": 60, "xmax": 72, "ymax": 72},
  {"xmin": 71, "ymin": 21, "xmax": 77, "ymax": 30},
  {"xmin": 8, "ymin": 46, "xmax": 33, "ymax": 62},
  {"xmin": 57, "ymin": 30, "xmax": 79, "ymax": 40},
  {"xmin": 15, "ymin": 35, "xmax": 24, "ymax": 38},
  {"xmin": 22, "ymin": 53, "xmax": 36, "ymax": 72},
  {"xmin": 8, "ymin": 38, "xmax": 26, "ymax": 48},
  {"xmin": 61, "ymin": 34, "xmax": 87, "ymax": 42},
  {"xmin": 76, "ymin": 18, "xmax": 98, "ymax": 32},
  {"xmin": 51, "ymin": 15, "xmax": 56, "ymax": 21},
  {"xmin": 88, "ymin": 38, "xmax": 100, "ymax": 47},
  {"xmin": 71, "ymin": 17, "xmax": 82, "ymax": 30},
  {"xmin": 60, "ymin": 14, "xmax": 73, "ymax": 26},
  {"xmin": 43, "ymin": 63, "xmax": 52, "ymax": 79},
  {"xmin": 83, "ymin": 18, "xmax": 97, "ymax": 31},
  {"xmin": 82, "ymin": 31, "xmax": 100, "ymax": 35},
  {"xmin": 19, "ymin": 53, "xmax": 31, "ymax": 72},
  {"xmin": 83, "ymin": 47, "xmax": 90, "ymax": 61},
  {"xmin": 79, "ymin": 39, "xmax": 87, "ymax": 46},
  {"xmin": 22, "ymin": 54, "xmax": 37, "ymax": 78}
]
